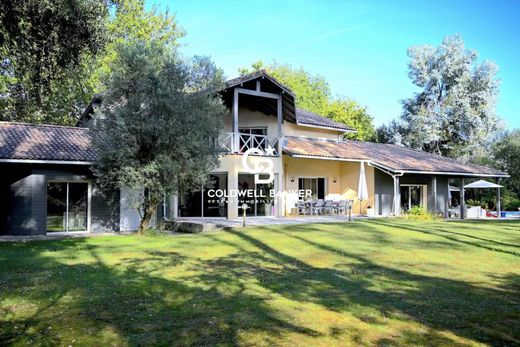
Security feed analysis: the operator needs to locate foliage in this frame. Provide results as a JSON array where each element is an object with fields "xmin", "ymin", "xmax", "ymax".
[
  {"xmin": 0, "ymin": 0, "xmax": 184, "ymax": 125},
  {"xmin": 89, "ymin": 0, "xmax": 184, "ymax": 92},
  {"xmin": 491, "ymin": 129, "xmax": 520, "ymax": 196},
  {"xmin": 0, "ymin": 0, "xmax": 111, "ymax": 124},
  {"xmin": 90, "ymin": 40, "xmax": 226, "ymax": 233},
  {"xmin": 379, "ymin": 34, "xmax": 501, "ymax": 159},
  {"xmin": 325, "ymin": 98, "xmax": 376, "ymax": 141},
  {"xmin": 239, "ymin": 60, "xmax": 376, "ymax": 141},
  {"xmin": 402, "ymin": 206, "xmax": 434, "ymax": 220},
  {"xmin": 1, "ymin": 220, "xmax": 519, "ymax": 345}
]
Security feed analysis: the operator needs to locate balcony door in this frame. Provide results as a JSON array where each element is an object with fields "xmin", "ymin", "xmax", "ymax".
[{"xmin": 47, "ymin": 182, "xmax": 89, "ymax": 232}]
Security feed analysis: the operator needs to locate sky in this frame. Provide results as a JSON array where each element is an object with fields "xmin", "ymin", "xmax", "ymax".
[{"xmin": 148, "ymin": 0, "xmax": 520, "ymax": 128}]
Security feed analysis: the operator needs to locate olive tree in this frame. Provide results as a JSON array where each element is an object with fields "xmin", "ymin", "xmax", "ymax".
[{"xmin": 90, "ymin": 40, "xmax": 226, "ymax": 233}]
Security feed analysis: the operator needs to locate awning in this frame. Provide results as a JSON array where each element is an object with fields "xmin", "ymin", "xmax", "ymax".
[{"xmin": 464, "ymin": 180, "xmax": 503, "ymax": 189}]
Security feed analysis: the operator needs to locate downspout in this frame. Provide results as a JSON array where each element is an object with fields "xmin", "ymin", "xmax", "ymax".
[{"xmin": 367, "ymin": 162, "xmax": 404, "ymax": 216}]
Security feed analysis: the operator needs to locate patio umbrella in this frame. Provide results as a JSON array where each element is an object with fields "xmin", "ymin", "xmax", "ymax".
[{"xmin": 357, "ymin": 162, "xmax": 369, "ymax": 215}]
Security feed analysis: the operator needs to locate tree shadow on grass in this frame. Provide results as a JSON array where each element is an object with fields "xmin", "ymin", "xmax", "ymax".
[
  {"xmin": 1, "ymin": 227, "xmax": 519, "ymax": 346},
  {"xmin": 0, "ymin": 238, "xmax": 320, "ymax": 346},
  {"xmin": 221, "ymin": 227, "xmax": 520, "ymax": 345},
  {"xmin": 368, "ymin": 219, "xmax": 520, "ymax": 257}
]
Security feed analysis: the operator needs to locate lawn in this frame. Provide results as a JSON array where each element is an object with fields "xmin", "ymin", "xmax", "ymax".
[{"xmin": 1, "ymin": 219, "xmax": 519, "ymax": 346}]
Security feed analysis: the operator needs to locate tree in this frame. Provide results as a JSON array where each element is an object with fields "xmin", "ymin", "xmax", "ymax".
[
  {"xmin": 492, "ymin": 130, "xmax": 520, "ymax": 196},
  {"xmin": 89, "ymin": 0, "xmax": 184, "ymax": 92},
  {"xmin": 239, "ymin": 60, "xmax": 376, "ymax": 141},
  {"xmin": 90, "ymin": 41, "xmax": 226, "ymax": 233},
  {"xmin": 0, "ymin": 0, "xmax": 110, "ymax": 123},
  {"xmin": 381, "ymin": 34, "xmax": 501, "ymax": 158},
  {"xmin": 0, "ymin": 0, "xmax": 184, "ymax": 125},
  {"xmin": 325, "ymin": 98, "xmax": 376, "ymax": 141}
]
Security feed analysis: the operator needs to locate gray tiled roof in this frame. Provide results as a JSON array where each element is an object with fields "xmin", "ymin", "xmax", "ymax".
[
  {"xmin": 283, "ymin": 136, "xmax": 508, "ymax": 177},
  {"xmin": 0, "ymin": 122, "xmax": 95, "ymax": 162},
  {"xmin": 296, "ymin": 108, "xmax": 355, "ymax": 132}
]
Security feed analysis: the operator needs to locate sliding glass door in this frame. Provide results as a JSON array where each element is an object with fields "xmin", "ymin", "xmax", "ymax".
[
  {"xmin": 47, "ymin": 182, "xmax": 89, "ymax": 232},
  {"xmin": 400, "ymin": 185, "xmax": 426, "ymax": 212}
]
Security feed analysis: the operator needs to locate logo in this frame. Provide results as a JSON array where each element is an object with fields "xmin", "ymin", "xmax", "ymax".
[{"xmin": 241, "ymin": 146, "xmax": 275, "ymax": 184}]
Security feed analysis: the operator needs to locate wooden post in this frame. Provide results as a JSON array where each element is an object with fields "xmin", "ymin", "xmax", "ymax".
[
  {"xmin": 277, "ymin": 95, "xmax": 283, "ymax": 156},
  {"xmin": 496, "ymin": 178, "xmax": 502, "ymax": 218},
  {"xmin": 233, "ymin": 88, "xmax": 239, "ymax": 153},
  {"xmin": 394, "ymin": 176, "xmax": 401, "ymax": 216},
  {"xmin": 433, "ymin": 176, "xmax": 437, "ymax": 216},
  {"xmin": 444, "ymin": 181, "xmax": 449, "ymax": 218},
  {"xmin": 460, "ymin": 177, "xmax": 465, "ymax": 219}
]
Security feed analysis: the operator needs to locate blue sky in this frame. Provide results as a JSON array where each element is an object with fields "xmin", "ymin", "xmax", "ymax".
[{"xmin": 149, "ymin": 0, "xmax": 520, "ymax": 128}]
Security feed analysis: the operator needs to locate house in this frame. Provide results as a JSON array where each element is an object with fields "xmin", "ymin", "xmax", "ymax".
[{"xmin": 0, "ymin": 70, "xmax": 508, "ymax": 235}]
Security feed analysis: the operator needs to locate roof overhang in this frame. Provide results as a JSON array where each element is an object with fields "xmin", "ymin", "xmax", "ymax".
[
  {"xmin": 295, "ymin": 121, "xmax": 356, "ymax": 133},
  {"xmin": 0, "ymin": 159, "xmax": 93, "ymax": 165},
  {"xmin": 285, "ymin": 153, "xmax": 510, "ymax": 178}
]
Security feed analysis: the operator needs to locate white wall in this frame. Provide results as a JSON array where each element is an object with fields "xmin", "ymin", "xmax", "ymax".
[{"xmin": 119, "ymin": 187, "xmax": 143, "ymax": 231}]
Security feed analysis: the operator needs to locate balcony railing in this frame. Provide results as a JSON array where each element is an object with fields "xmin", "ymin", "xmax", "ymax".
[{"xmin": 218, "ymin": 132, "xmax": 280, "ymax": 156}]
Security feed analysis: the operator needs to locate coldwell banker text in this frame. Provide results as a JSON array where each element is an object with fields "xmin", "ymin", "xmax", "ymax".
[{"xmin": 207, "ymin": 189, "xmax": 312, "ymax": 198}]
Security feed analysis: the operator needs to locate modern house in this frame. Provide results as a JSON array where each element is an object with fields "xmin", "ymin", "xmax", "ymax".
[{"xmin": 0, "ymin": 70, "xmax": 508, "ymax": 235}]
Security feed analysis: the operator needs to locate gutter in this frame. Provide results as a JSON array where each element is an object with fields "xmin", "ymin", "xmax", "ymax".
[
  {"xmin": 296, "ymin": 122, "xmax": 357, "ymax": 134},
  {"xmin": 368, "ymin": 162, "xmax": 404, "ymax": 216},
  {"xmin": 0, "ymin": 159, "xmax": 93, "ymax": 165}
]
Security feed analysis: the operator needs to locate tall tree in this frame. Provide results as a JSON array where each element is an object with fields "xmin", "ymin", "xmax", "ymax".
[
  {"xmin": 91, "ymin": 41, "xmax": 226, "ymax": 233},
  {"xmin": 492, "ymin": 130, "xmax": 520, "ymax": 196},
  {"xmin": 380, "ymin": 34, "xmax": 501, "ymax": 158},
  {"xmin": 0, "ymin": 0, "xmax": 110, "ymax": 123},
  {"xmin": 239, "ymin": 60, "xmax": 376, "ymax": 141}
]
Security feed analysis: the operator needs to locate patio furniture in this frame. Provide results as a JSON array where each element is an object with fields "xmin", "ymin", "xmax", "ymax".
[
  {"xmin": 296, "ymin": 200, "xmax": 307, "ymax": 216},
  {"xmin": 312, "ymin": 199, "xmax": 324, "ymax": 215},
  {"xmin": 323, "ymin": 200, "xmax": 334, "ymax": 215},
  {"xmin": 333, "ymin": 200, "xmax": 347, "ymax": 215}
]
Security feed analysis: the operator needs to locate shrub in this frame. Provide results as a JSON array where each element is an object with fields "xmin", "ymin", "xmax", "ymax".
[{"xmin": 402, "ymin": 206, "xmax": 434, "ymax": 221}]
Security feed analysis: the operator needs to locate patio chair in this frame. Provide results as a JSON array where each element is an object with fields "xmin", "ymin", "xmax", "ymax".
[
  {"xmin": 312, "ymin": 199, "xmax": 324, "ymax": 215},
  {"xmin": 323, "ymin": 200, "xmax": 334, "ymax": 215},
  {"xmin": 333, "ymin": 200, "xmax": 348, "ymax": 215},
  {"xmin": 296, "ymin": 200, "xmax": 307, "ymax": 216}
]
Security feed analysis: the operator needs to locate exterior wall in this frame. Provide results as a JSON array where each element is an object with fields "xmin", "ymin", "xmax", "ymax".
[
  {"xmin": 374, "ymin": 168, "xmax": 395, "ymax": 216},
  {"xmin": 119, "ymin": 187, "xmax": 143, "ymax": 231},
  {"xmin": 373, "ymin": 169, "xmax": 450, "ymax": 216},
  {"xmin": 284, "ymin": 122, "xmax": 343, "ymax": 140},
  {"xmin": 223, "ymin": 107, "xmax": 279, "ymax": 136},
  {"xmin": 283, "ymin": 156, "xmax": 375, "ymax": 215},
  {"xmin": 0, "ymin": 163, "xmax": 120, "ymax": 235},
  {"xmin": 215, "ymin": 154, "xmax": 284, "ymax": 219},
  {"xmin": 400, "ymin": 174, "xmax": 449, "ymax": 216},
  {"xmin": 222, "ymin": 107, "xmax": 344, "ymax": 140}
]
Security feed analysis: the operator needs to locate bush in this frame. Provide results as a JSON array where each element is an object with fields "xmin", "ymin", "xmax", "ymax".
[{"xmin": 402, "ymin": 206, "xmax": 434, "ymax": 221}]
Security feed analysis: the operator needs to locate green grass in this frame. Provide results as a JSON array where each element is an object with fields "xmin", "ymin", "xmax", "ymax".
[{"xmin": 1, "ymin": 219, "xmax": 519, "ymax": 346}]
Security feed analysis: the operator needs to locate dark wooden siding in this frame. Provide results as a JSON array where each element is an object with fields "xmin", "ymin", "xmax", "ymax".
[{"xmin": 0, "ymin": 163, "xmax": 120, "ymax": 235}]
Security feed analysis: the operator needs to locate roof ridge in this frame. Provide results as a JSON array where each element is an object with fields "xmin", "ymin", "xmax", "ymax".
[{"xmin": 0, "ymin": 121, "xmax": 88, "ymax": 131}]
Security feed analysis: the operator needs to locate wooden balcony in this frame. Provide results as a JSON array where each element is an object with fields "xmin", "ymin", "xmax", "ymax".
[{"xmin": 219, "ymin": 132, "xmax": 280, "ymax": 156}]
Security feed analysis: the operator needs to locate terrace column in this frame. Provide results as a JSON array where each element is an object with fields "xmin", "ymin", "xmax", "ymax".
[
  {"xmin": 394, "ymin": 175, "xmax": 400, "ymax": 216},
  {"xmin": 228, "ymin": 164, "xmax": 239, "ymax": 219},
  {"xmin": 432, "ymin": 176, "xmax": 437, "ymax": 216},
  {"xmin": 232, "ymin": 88, "xmax": 239, "ymax": 153},
  {"xmin": 496, "ymin": 178, "xmax": 502, "ymax": 218},
  {"xmin": 460, "ymin": 178, "xmax": 465, "ymax": 219}
]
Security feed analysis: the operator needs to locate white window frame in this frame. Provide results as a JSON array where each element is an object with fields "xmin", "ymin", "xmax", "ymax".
[{"xmin": 298, "ymin": 177, "xmax": 327, "ymax": 200}]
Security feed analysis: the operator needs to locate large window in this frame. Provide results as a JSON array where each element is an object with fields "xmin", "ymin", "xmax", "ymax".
[
  {"xmin": 238, "ymin": 173, "xmax": 275, "ymax": 217},
  {"xmin": 400, "ymin": 185, "xmax": 427, "ymax": 211},
  {"xmin": 178, "ymin": 173, "xmax": 228, "ymax": 218},
  {"xmin": 47, "ymin": 182, "xmax": 89, "ymax": 232},
  {"xmin": 298, "ymin": 177, "xmax": 326, "ymax": 200}
]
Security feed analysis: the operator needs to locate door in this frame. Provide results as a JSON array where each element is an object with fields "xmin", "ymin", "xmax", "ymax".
[
  {"xmin": 47, "ymin": 182, "xmax": 89, "ymax": 232},
  {"xmin": 400, "ymin": 185, "xmax": 427, "ymax": 212}
]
